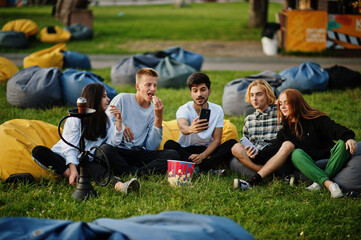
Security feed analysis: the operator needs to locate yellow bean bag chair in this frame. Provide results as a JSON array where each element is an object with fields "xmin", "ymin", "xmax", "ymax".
[
  {"xmin": 2, "ymin": 19, "xmax": 39, "ymax": 38},
  {"xmin": 159, "ymin": 119, "xmax": 239, "ymax": 150},
  {"xmin": 23, "ymin": 43, "xmax": 66, "ymax": 69},
  {"xmin": 40, "ymin": 26, "xmax": 71, "ymax": 43},
  {"xmin": 0, "ymin": 119, "xmax": 61, "ymax": 181},
  {"xmin": 0, "ymin": 57, "xmax": 19, "ymax": 83}
]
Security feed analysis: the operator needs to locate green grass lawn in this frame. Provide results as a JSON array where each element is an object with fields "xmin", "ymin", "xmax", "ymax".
[
  {"xmin": 1, "ymin": 69, "xmax": 361, "ymax": 239},
  {"xmin": 0, "ymin": 2, "xmax": 283, "ymax": 54},
  {"xmin": 1, "ymin": 2, "xmax": 361, "ymax": 239}
]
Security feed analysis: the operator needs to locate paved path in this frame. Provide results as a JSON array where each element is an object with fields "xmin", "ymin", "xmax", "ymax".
[
  {"xmin": 88, "ymin": 54, "xmax": 361, "ymax": 71},
  {"xmin": 3, "ymin": 52, "xmax": 360, "ymax": 71}
]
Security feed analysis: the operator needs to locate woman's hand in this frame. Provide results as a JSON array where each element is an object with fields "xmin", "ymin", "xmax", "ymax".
[
  {"xmin": 346, "ymin": 139, "xmax": 358, "ymax": 155},
  {"xmin": 68, "ymin": 163, "xmax": 79, "ymax": 186},
  {"xmin": 109, "ymin": 105, "xmax": 122, "ymax": 121},
  {"xmin": 109, "ymin": 105, "xmax": 123, "ymax": 132}
]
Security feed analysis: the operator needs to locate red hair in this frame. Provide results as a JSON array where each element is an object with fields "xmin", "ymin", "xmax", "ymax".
[{"xmin": 277, "ymin": 89, "xmax": 327, "ymax": 138}]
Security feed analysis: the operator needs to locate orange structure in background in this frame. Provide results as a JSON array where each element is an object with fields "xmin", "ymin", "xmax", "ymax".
[
  {"xmin": 281, "ymin": 10, "xmax": 328, "ymax": 52},
  {"xmin": 327, "ymin": 14, "xmax": 361, "ymax": 49}
]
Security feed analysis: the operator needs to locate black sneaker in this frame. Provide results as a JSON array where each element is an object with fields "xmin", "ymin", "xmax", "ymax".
[
  {"xmin": 211, "ymin": 169, "xmax": 225, "ymax": 177},
  {"xmin": 233, "ymin": 178, "xmax": 250, "ymax": 190}
]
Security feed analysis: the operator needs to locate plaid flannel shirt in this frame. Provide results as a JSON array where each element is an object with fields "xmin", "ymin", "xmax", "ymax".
[{"xmin": 243, "ymin": 105, "xmax": 280, "ymax": 150}]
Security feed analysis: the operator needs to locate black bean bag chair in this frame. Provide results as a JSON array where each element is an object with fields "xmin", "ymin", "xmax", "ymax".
[
  {"xmin": 111, "ymin": 54, "xmax": 160, "ymax": 85},
  {"xmin": 0, "ymin": 31, "xmax": 28, "ymax": 48},
  {"xmin": 325, "ymin": 65, "xmax": 361, "ymax": 90},
  {"xmin": 7, "ymin": 66, "xmax": 62, "ymax": 108}
]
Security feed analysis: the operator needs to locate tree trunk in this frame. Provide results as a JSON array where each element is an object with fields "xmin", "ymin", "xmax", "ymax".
[{"xmin": 248, "ymin": 0, "xmax": 269, "ymax": 28}]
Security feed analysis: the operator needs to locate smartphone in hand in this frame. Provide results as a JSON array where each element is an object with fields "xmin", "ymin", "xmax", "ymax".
[
  {"xmin": 199, "ymin": 108, "xmax": 211, "ymax": 122},
  {"xmin": 240, "ymin": 137, "xmax": 258, "ymax": 153}
]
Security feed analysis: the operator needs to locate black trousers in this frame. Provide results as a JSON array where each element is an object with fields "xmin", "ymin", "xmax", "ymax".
[
  {"xmin": 88, "ymin": 144, "xmax": 180, "ymax": 183},
  {"xmin": 32, "ymin": 144, "xmax": 180, "ymax": 186},
  {"xmin": 32, "ymin": 146, "xmax": 68, "ymax": 175},
  {"xmin": 163, "ymin": 139, "xmax": 237, "ymax": 171}
]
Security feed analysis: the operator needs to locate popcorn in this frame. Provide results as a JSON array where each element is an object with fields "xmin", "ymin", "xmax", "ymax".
[{"xmin": 167, "ymin": 160, "xmax": 195, "ymax": 187}]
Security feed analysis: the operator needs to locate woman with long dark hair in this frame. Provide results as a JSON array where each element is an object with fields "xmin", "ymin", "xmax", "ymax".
[
  {"xmin": 277, "ymin": 89, "xmax": 357, "ymax": 198},
  {"xmin": 32, "ymin": 83, "xmax": 139, "ymax": 194}
]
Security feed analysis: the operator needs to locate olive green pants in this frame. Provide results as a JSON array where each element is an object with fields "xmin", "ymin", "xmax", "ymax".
[{"xmin": 291, "ymin": 140, "xmax": 351, "ymax": 185}]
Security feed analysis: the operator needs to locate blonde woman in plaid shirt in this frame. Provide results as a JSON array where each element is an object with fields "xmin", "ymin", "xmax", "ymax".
[{"xmin": 232, "ymin": 80, "xmax": 295, "ymax": 190}]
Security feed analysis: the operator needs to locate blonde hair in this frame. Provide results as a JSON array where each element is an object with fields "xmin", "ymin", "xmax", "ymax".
[
  {"xmin": 245, "ymin": 79, "xmax": 276, "ymax": 105},
  {"xmin": 136, "ymin": 68, "xmax": 158, "ymax": 83}
]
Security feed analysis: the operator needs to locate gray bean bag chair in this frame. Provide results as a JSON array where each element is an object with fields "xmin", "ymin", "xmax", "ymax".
[
  {"xmin": 155, "ymin": 56, "xmax": 196, "ymax": 88},
  {"xmin": 7, "ymin": 66, "xmax": 62, "ymax": 108},
  {"xmin": 228, "ymin": 157, "xmax": 256, "ymax": 178},
  {"xmin": 111, "ymin": 54, "xmax": 160, "ymax": 85},
  {"xmin": 61, "ymin": 68, "xmax": 117, "ymax": 106},
  {"xmin": 162, "ymin": 46, "xmax": 203, "ymax": 71},
  {"xmin": 333, "ymin": 155, "xmax": 361, "ymax": 192},
  {"xmin": 0, "ymin": 211, "xmax": 254, "ymax": 240},
  {"xmin": 278, "ymin": 62, "xmax": 329, "ymax": 92},
  {"xmin": 144, "ymin": 46, "xmax": 203, "ymax": 71},
  {"xmin": 222, "ymin": 70, "xmax": 283, "ymax": 116},
  {"xmin": 64, "ymin": 23, "xmax": 93, "ymax": 40},
  {"xmin": 0, "ymin": 31, "xmax": 28, "ymax": 48}
]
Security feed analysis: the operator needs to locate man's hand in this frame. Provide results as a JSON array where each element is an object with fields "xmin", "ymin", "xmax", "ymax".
[
  {"xmin": 245, "ymin": 146, "xmax": 258, "ymax": 159},
  {"xmin": 188, "ymin": 153, "xmax": 206, "ymax": 164},
  {"xmin": 153, "ymin": 96, "xmax": 164, "ymax": 119},
  {"xmin": 153, "ymin": 96, "xmax": 163, "ymax": 129},
  {"xmin": 188, "ymin": 117, "xmax": 209, "ymax": 134},
  {"xmin": 122, "ymin": 125, "xmax": 134, "ymax": 142},
  {"xmin": 346, "ymin": 139, "xmax": 358, "ymax": 155}
]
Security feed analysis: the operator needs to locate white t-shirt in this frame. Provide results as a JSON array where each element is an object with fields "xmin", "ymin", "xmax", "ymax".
[
  {"xmin": 176, "ymin": 101, "xmax": 224, "ymax": 147},
  {"xmin": 51, "ymin": 116, "xmax": 123, "ymax": 166}
]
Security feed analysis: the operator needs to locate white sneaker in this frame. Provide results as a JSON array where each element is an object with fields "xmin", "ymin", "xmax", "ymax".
[
  {"xmin": 120, "ymin": 178, "xmax": 140, "ymax": 194},
  {"xmin": 233, "ymin": 179, "xmax": 249, "ymax": 190},
  {"xmin": 284, "ymin": 175, "xmax": 296, "ymax": 186},
  {"xmin": 305, "ymin": 182, "xmax": 321, "ymax": 191},
  {"xmin": 329, "ymin": 183, "xmax": 343, "ymax": 198},
  {"xmin": 289, "ymin": 175, "xmax": 295, "ymax": 186}
]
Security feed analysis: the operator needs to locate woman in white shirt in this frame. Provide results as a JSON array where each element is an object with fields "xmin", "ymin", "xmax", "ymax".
[{"xmin": 32, "ymin": 83, "xmax": 139, "ymax": 194}]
